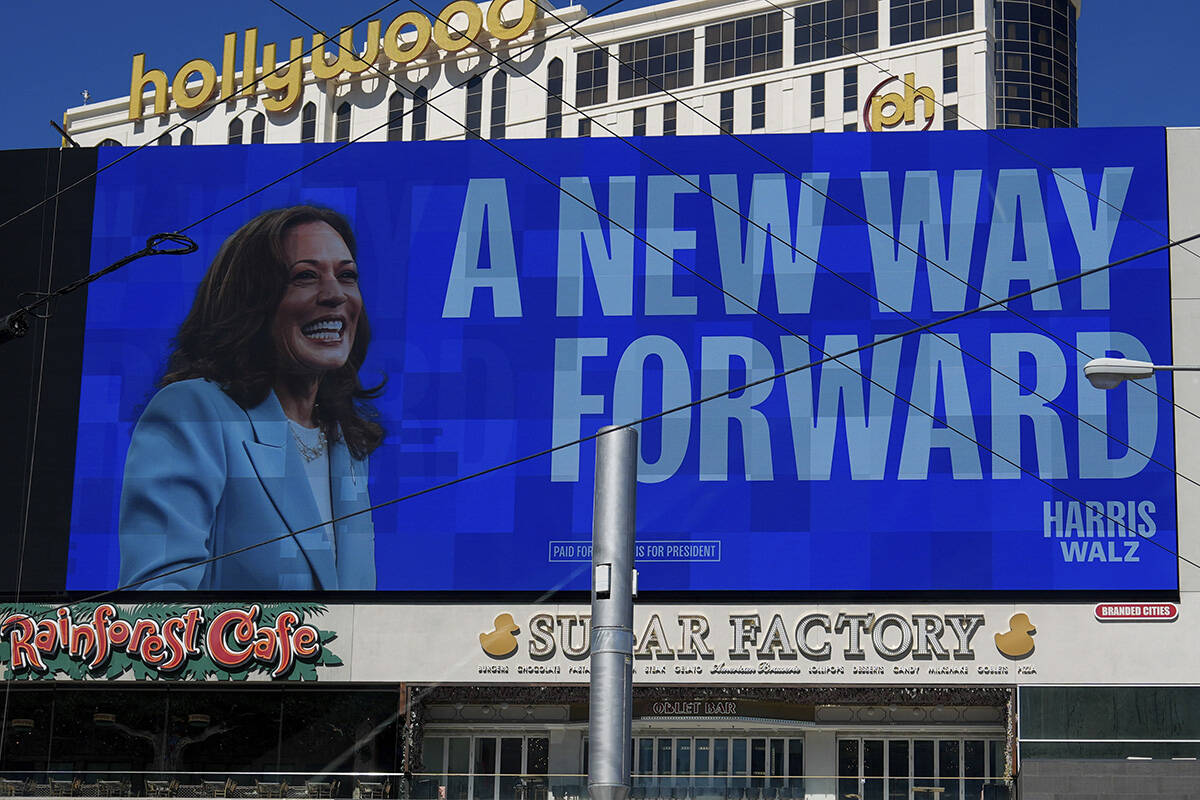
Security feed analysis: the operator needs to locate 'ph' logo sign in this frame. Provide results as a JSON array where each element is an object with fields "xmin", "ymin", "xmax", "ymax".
[{"xmin": 864, "ymin": 73, "xmax": 936, "ymax": 131}]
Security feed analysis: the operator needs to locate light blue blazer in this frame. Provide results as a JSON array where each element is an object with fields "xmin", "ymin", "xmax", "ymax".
[{"xmin": 118, "ymin": 378, "xmax": 376, "ymax": 591}]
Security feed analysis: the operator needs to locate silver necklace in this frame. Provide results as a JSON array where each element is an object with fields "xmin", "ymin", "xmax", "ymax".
[{"xmin": 290, "ymin": 422, "xmax": 327, "ymax": 462}]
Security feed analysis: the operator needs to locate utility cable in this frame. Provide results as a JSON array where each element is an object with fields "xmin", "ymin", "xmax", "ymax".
[
  {"xmin": 42, "ymin": 0, "xmax": 1200, "ymax": 606},
  {"xmin": 0, "ymin": 0, "xmax": 629, "ymax": 336},
  {"xmin": 3, "ymin": 1, "xmax": 1193, "ymax": 614},
  {"xmin": 308, "ymin": 0, "xmax": 1200, "ymax": 492},
  {"xmin": 528, "ymin": 0, "xmax": 1196, "ymax": 429},
  {"xmin": 745, "ymin": 0, "xmax": 1200, "ymax": 266},
  {"xmin": 179, "ymin": 0, "xmax": 629, "ymax": 233},
  {"xmin": 0, "ymin": 234, "xmax": 197, "ymax": 345},
  {"xmin": 47, "ymin": 175, "xmax": 1200, "ymax": 609},
  {"xmin": 0, "ymin": 0, "xmax": 414, "ymax": 235}
]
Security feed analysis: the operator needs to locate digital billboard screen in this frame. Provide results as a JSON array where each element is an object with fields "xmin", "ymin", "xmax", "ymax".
[{"xmin": 62, "ymin": 127, "xmax": 1176, "ymax": 593}]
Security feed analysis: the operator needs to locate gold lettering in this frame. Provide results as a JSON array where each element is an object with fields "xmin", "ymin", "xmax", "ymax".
[
  {"xmin": 241, "ymin": 28, "xmax": 259, "ymax": 98},
  {"xmin": 385, "ymin": 11, "xmax": 432, "ymax": 63},
  {"xmin": 871, "ymin": 91, "xmax": 905, "ymax": 130},
  {"xmin": 221, "ymin": 32, "xmax": 237, "ymax": 99},
  {"xmin": 486, "ymin": 0, "xmax": 536, "ymax": 41},
  {"xmin": 312, "ymin": 20, "xmax": 382, "ymax": 80},
  {"xmin": 262, "ymin": 37, "xmax": 305, "ymax": 112},
  {"xmin": 172, "ymin": 58, "xmax": 218, "ymax": 110},
  {"xmin": 869, "ymin": 74, "xmax": 935, "ymax": 130},
  {"xmin": 433, "ymin": 0, "xmax": 483, "ymax": 52},
  {"xmin": 129, "ymin": 53, "xmax": 168, "ymax": 120}
]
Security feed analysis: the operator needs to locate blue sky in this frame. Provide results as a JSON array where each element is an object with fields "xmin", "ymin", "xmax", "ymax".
[{"xmin": 1, "ymin": 0, "xmax": 1197, "ymax": 150}]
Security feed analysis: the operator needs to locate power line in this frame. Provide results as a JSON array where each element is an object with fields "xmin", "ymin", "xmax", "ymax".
[
  {"xmin": 0, "ymin": 0, "xmax": 412, "ymax": 234},
  {"xmin": 180, "ymin": 0, "xmax": 628, "ymax": 233},
  {"xmin": 349, "ymin": 0, "xmax": 1198, "ymax": 492},
  {"xmin": 747, "ymin": 0, "xmax": 1200, "ymax": 266},
  {"xmin": 4, "ymin": 0, "xmax": 1190, "ymax": 612},
  {"xmin": 529, "ymin": 0, "xmax": 1196, "ymax": 427},
  {"xmin": 52, "ymin": 184, "xmax": 1200, "ymax": 606}
]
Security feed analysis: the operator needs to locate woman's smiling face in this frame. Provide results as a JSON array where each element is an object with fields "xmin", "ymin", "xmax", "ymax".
[{"xmin": 271, "ymin": 220, "xmax": 362, "ymax": 376}]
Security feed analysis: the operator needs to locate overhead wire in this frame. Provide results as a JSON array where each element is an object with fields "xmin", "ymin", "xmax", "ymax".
[
  {"xmin": 219, "ymin": 0, "xmax": 1200, "ymax": 579},
  {"xmin": 528, "ymin": 0, "xmax": 1198, "ymax": 426},
  {"xmin": 2, "ymin": 0, "xmax": 1193, "ymax": 615},
  {"xmin": 462, "ymin": 0, "xmax": 1200, "ymax": 490},
  {"xmin": 52, "ymin": 227, "xmax": 1200, "ymax": 609},
  {"xmin": 748, "ymin": 0, "xmax": 1200, "ymax": 264},
  {"xmin": 0, "ymin": 0, "xmax": 412, "ymax": 234}
]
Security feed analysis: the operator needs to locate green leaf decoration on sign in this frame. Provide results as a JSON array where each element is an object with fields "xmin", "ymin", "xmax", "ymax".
[{"xmin": 0, "ymin": 602, "xmax": 343, "ymax": 682}]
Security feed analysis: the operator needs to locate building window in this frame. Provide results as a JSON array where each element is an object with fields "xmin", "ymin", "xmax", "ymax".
[
  {"xmin": 547, "ymin": 58, "xmax": 564, "ymax": 138},
  {"xmin": 301, "ymin": 101, "xmax": 316, "ymax": 143},
  {"xmin": 465, "ymin": 76, "xmax": 483, "ymax": 139},
  {"xmin": 944, "ymin": 103, "xmax": 958, "ymax": 129},
  {"xmin": 250, "ymin": 112, "xmax": 266, "ymax": 144},
  {"xmin": 751, "ymin": 84, "xmax": 766, "ymax": 129},
  {"xmin": 576, "ymin": 49, "xmax": 608, "ymax": 106},
  {"xmin": 844, "ymin": 120, "xmax": 858, "ymax": 131},
  {"xmin": 943, "ymin": 46, "xmax": 958, "ymax": 94},
  {"xmin": 423, "ymin": 735, "xmax": 550, "ymax": 800},
  {"xmin": 891, "ymin": 0, "xmax": 974, "ymax": 46},
  {"xmin": 335, "ymin": 102, "xmax": 351, "ymax": 142},
  {"xmin": 618, "ymin": 30, "xmax": 694, "ymax": 99},
  {"xmin": 843, "ymin": 65, "xmax": 857, "ymax": 113},
  {"xmin": 704, "ymin": 11, "xmax": 783, "ymax": 82},
  {"xmin": 795, "ymin": 0, "xmax": 878, "ymax": 65},
  {"xmin": 490, "ymin": 72, "xmax": 507, "ymax": 139},
  {"xmin": 227, "ymin": 117, "xmax": 243, "ymax": 144},
  {"xmin": 412, "ymin": 87, "xmax": 428, "ymax": 141},
  {"xmin": 578, "ymin": 117, "xmax": 592, "ymax": 137},
  {"xmin": 632, "ymin": 107, "xmax": 647, "ymax": 136},
  {"xmin": 811, "ymin": 72, "xmax": 825, "ymax": 118},
  {"xmin": 719, "ymin": 90, "xmax": 734, "ymax": 133},
  {"xmin": 98, "ymin": 138, "xmax": 120, "ymax": 146},
  {"xmin": 663, "ymin": 101, "xmax": 677, "ymax": 135},
  {"xmin": 388, "ymin": 92, "xmax": 404, "ymax": 141},
  {"xmin": 838, "ymin": 736, "xmax": 1004, "ymax": 798},
  {"xmin": 156, "ymin": 132, "xmax": 171, "ymax": 146},
  {"xmin": 995, "ymin": 0, "xmax": 1077, "ymax": 129},
  {"xmin": 179, "ymin": 128, "xmax": 194, "ymax": 146}
]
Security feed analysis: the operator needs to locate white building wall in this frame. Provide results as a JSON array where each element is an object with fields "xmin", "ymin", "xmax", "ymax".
[{"xmin": 63, "ymin": 0, "xmax": 1003, "ymax": 148}]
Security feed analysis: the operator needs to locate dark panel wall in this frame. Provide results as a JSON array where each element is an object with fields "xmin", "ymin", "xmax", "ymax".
[
  {"xmin": 1020, "ymin": 758, "xmax": 1200, "ymax": 800},
  {"xmin": 0, "ymin": 148, "xmax": 97, "ymax": 595}
]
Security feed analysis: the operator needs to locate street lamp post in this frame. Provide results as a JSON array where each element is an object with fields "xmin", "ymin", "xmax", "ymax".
[{"xmin": 1083, "ymin": 357, "xmax": 1200, "ymax": 390}]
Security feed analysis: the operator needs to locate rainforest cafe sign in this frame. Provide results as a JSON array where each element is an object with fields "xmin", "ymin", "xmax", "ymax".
[
  {"xmin": 129, "ymin": 0, "xmax": 537, "ymax": 120},
  {"xmin": 0, "ymin": 604, "xmax": 341, "ymax": 680}
]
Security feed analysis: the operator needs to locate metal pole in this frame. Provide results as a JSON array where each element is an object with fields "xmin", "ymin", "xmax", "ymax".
[{"xmin": 588, "ymin": 425, "xmax": 638, "ymax": 800}]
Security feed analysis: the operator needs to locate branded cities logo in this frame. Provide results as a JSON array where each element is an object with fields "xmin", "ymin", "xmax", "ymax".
[{"xmin": 0, "ymin": 603, "xmax": 342, "ymax": 681}]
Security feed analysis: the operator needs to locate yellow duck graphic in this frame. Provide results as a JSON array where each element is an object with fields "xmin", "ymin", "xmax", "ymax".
[
  {"xmin": 480, "ymin": 613, "xmax": 520, "ymax": 658},
  {"xmin": 994, "ymin": 613, "xmax": 1036, "ymax": 658}
]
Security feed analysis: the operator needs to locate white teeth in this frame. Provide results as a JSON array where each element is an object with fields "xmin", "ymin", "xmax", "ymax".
[{"xmin": 302, "ymin": 320, "xmax": 344, "ymax": 339}]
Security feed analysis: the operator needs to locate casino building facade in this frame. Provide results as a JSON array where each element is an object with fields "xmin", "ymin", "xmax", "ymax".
[{"xmin": 61, "ymin": 0, "xmax": 1080, "ymax": 148}]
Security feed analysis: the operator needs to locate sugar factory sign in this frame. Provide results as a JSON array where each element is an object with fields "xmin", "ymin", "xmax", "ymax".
[
  {"xmin": 128, "ymin": 0, "xmax": 537, "ymax": 119},
  {"xmin": 475, "ymin": 609, "xmax": 1040, "ymax": 683},
  {"xmin": 0, "ymin": 604, "xmax": 342, "ymax": 681}
]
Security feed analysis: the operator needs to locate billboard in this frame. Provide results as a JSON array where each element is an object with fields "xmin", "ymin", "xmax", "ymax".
[{"xmin": 62, "ymin": 127, "xmax": 1176, "ymax": 593}]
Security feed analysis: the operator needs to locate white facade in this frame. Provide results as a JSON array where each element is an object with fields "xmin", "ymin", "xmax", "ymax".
[{"xmin": 61, "ymin": 0, "xmax": 1023, "ymax": 148}]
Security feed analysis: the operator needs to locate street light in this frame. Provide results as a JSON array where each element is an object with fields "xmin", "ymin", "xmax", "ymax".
[{"xmin": 1083, "ymin": 357, "xmax": 1200, "ymax": 390}]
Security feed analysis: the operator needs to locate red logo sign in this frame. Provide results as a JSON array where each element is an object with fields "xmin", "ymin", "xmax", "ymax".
[{"xmin": 1094, "ymin": 603, "xmax": 1178, "ymax": 622}]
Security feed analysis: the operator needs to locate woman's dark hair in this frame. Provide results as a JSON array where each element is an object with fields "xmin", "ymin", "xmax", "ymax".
[{"xmin": 162, "ymin": 205, "xmax": 384, "ymax": 458}]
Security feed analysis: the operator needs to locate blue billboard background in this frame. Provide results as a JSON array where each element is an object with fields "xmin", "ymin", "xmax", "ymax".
[{"xmin": 67, "ymin": 128, "xmax": 1177, "ymax": 592}]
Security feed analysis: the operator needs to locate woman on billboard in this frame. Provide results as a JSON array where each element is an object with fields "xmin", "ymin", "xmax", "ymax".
[{"xmin": 118, "ymin": 205, "xmax": 383, "ymax": 591}]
